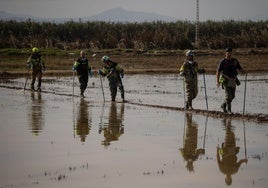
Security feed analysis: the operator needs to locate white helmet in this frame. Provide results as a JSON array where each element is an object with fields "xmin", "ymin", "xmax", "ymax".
[
  {"xmin": 185, "ymin": 50, "xmax": 194, "ymax": 57},
  {"xmin": 101, "ymin": 55, "xmax": 110, "ymax": 62}
]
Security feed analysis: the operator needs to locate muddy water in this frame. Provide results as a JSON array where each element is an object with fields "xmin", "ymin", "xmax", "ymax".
[{"xmin": 0, "ymin": 74, "xmax": 268, "ymax": 188}]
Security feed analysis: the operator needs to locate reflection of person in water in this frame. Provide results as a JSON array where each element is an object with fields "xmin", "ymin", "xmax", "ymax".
[
  {"xmin": 29, "ymin": 92, "xmax": 44, "ymax": 135},
  {"xmin": 217, "ymin": 118, "xmax": 248, "ymax": 186},
  {"xmin": 179, "ymin": 113, "xmax": 205, "ymax": 172},
  {"xmin": 100, "ymin": 102, "xmax": 124, "ymax": 146},
  {"xmin": 76, "ymin": 98, "xmax": 92, "ymax": 142}
]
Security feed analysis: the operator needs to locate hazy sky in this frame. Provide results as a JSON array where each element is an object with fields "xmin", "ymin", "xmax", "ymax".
[{"xmin": 1, "ymin": 0, "xmax": 267, "ymax": 21}]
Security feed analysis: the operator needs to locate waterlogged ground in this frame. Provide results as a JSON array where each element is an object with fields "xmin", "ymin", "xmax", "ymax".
[{"xmin": 0, "ymin": 74, "xmax": 268, "ymax": 188}]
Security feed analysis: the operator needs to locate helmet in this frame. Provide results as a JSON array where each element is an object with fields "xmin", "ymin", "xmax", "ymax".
[
  {"xmin": 101, "ymin": 55, "xmax": 110, "ymax": 62},
  {"xmin": 80, "ymin": 50, "xmax": 86, "ymax": 56},
  {"xmin": 32, "ymin": 47, "xmax": 39, "ymax": 53},
  {"xmin": 185, "ymin": 50, "xmax": 194, "ymax": 57},
  {"xmin": 225, "ymin": 47, "xmax": 232, "ymax": 52}
]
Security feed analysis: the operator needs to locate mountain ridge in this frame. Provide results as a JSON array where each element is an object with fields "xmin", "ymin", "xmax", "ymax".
[{"xmin": 0, "ymin": 8, "xmax": 178, "ymax": 23}]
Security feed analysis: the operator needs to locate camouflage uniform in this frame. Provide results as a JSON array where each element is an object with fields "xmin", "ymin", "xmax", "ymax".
[
  {"xmin": 180, "ymin": 60, "xmax": 204, "ymax": 109},
  {"xmin": 99, "ymin": 60, "xmax": 124, "ymax": 102},
  {"xmin": 27, "ymin": 52, "xmax": 45, "ymax": 91}
]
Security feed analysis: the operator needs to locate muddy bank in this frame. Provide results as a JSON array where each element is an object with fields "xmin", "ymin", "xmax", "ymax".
[{"xmin": 1, "ymin": 49, "xmax": 268, "ymax": 79}]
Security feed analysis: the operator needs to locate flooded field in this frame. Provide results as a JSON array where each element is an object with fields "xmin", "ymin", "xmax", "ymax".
[{"xmin": 0, "ymin": 73, "xmax": 268, "ymax": 188}]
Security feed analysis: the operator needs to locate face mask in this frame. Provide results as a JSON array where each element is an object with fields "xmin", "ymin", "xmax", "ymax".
[{"xmin": 188, "ymin": 61, "xmax": 193, "ymax": 64}]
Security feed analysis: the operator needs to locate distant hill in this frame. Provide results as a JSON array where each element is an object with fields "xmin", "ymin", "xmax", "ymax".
[
  {"xmin": 85, "ymin": 7, "xmax": 177, "ymax": 22},
  {"xmin": 0, "ymin": 7, "xmax": 178, "ymax": 23}
]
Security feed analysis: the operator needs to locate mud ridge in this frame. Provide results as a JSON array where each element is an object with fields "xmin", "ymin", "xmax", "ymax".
[
  {"xmin": 1, "ymin": 85, "xmax": 267, "ymax": 123},
  {"xmin": 0, "ymin": 85, "xmax": 80, "ymax": 98},
  {"xmin": 126, "ymin": 101, "xmax": 268, "ymax": 123}
]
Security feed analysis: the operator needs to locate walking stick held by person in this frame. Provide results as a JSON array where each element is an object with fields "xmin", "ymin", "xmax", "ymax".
[
  {"xmin": 23, "ymin": 68, "xmax": 30, "ymax": 90},
  {"xmin": 203, "ymin": 73, "xmax": 209, "ymax": 110},
  {"xmin": 99, "ymin": 72, "xmax": 105, "ymax": 102}
]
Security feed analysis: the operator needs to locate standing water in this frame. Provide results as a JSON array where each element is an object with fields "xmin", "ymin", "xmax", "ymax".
[{"xmin": 0, "ymin": 74, "xmax": 267, "ymax": 188}]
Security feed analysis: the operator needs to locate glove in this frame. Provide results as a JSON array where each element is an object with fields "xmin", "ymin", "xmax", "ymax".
[
  {"xmin": 180, "ymin": 72, "xmax": 185, "ymax": 76},
  {"xmin": 88, "ymin": 69, "xmax": 93, "ymax": 78}
]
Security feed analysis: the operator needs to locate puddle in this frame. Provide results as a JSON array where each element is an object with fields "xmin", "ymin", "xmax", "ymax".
[{"xmin": 0, "ymin": 74, "xmax": 268, "ymax": 188}]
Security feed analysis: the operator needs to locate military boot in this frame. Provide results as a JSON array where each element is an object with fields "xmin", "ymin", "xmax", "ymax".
[
  {"xmin": 227, "ymin": 103, "xmax": 232, "ymax": 114},
  {"xmin": 221, "ymin": 103, "xmax": 227, "ymax": 113},
  {"xmin": 37, "ymin": 79, "xmax": 42, "ymax": 91},
  {"xmin": 185, "ymin": 101, "xmax": 189, "ymax": 110},
  {"xmin": 188, "ymin": 101, "xmax": 193, "ymax": 110},
  {"xmin": 121, "ymin": 93, "xmax": 125, "ymax": 102}
]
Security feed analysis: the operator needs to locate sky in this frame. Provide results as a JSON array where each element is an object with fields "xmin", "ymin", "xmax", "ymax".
[{"xmin": 0, "ymin": 0, "xmax": 267, "ymax": 21}]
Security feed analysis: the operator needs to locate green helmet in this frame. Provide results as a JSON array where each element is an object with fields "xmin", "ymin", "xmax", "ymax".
[
  {"xmin": 32, "ymin": 47, "xmax": 39, "ymax": 53},
  {"xmin": 101, "ymin": 55, "xmax": 110, "ymax": 62}
]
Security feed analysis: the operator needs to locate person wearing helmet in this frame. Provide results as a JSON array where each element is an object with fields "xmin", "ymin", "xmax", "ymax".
[
  {"xmin": 179, "ymin": 50, "xmax": 205, "ymax": 110},
  {"xmin": 216, "ymin": 48, "xmax": 245, "ymax": 114},
  {"xmin": 72, "ymin": 50, "xmax": 93, "ymax": 98},
  {"xmin": 26, "ymin": 47, "xmax": 46, "ymax": 91},
  {"xmin": 98, "ymin": 55, "xmax": 125, "ymax": 102}
]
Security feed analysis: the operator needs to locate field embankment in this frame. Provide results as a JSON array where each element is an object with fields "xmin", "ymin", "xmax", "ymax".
[{"xmin": 1, "ymin": 48, "xmax": 268, "ymax": 78}]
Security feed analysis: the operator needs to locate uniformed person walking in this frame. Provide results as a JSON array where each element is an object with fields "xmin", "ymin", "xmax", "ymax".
[
  {"xmin": 216, "ymin": 48, "xmax": 245, "ymax": 114},
  {"xmin": 179, "ymin": 50, "xmax": 205, "ymax": 109},
  {"xmin": 72, "ymin": 50, "xmax": 93, "ymax": 98},
  {"xmin": 98, "ymin": 55, "xmax": 125, "ymax": 102},
  {"xmin": 27, "ymin": 47, "xmax": 45, "ymax": 91}
]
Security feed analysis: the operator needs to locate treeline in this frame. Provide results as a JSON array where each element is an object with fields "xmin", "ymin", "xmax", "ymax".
[{"xmin": 0, "ymin": 19, "xmax": 267, "ymax": 50}]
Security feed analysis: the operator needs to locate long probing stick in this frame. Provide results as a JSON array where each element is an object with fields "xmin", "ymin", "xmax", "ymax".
[
  {"xmin": 99, "ymin": 74, "xmax": 105, "ymax": 102},
  {"xmin": 242, "ymin": 73, "xmax": 248, "ymax": 116},
  {"xmin": 23, "ymin": 69, "xmax": 30, "ymax": 90},
  {"xmin": 203, "ymin": 73, "xmax": 208, "ymax": 110},
  {"xmin": 182, "ymin": 77, "xmax": 186, "ymax": 110}
]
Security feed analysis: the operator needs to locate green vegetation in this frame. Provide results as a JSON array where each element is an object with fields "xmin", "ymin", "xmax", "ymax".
[{"xmin": 0, "ymin": 20, "xmax": 267, "ymax": 50}]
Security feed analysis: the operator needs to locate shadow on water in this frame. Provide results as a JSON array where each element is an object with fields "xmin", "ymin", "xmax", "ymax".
[
  {"xmin": 179, "ymin": 113, "xmax": 206, "ymax": 172},
  {"xmin": 217, "ymin": 118, "xmax": 248, "ymax": 186},
  {"xmin": 74, "ymin": 98, "xmax": 92, "ymax": 142},
  {"xmin": 28, "ymin": 92, "xmax": 45, "ymax": 135},
  {"xmin": 99, "ymin": 102, "xmax": 125, "ymax": 147}
]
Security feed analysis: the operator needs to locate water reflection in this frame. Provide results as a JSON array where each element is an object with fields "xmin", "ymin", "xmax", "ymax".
[
  {"xmin": 75, "ymin": 98, "xmax": 92, "ymax": 142},
  {"xmin": 99, "ymin": 102, "xmax": 125, "ymax": 147},
  {"xmin": 28, "ymin": 92, "xmax": 44, "ymax": 135},
  {"xmin": 179, "ymin": 113, "xmax": 205, "ymax": 172},
  {"xmin": 217, "ymin": 118, "xmax": 248, "ymax": 186}
]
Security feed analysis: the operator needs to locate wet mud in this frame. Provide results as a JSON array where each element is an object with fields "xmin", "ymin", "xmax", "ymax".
[{"xmin": 0, "ymin": 73, "xmax": 268, "ymax": 188}]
